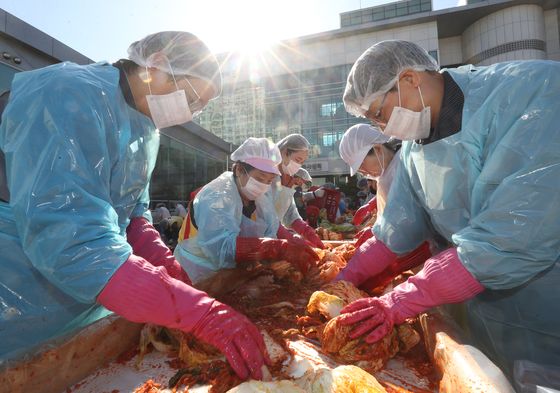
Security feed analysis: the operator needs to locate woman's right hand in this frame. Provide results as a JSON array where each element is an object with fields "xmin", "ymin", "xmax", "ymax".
[
  {"xmin": 191, "ymin": 300, "xmax": 271, "ymax": 380},
  {"xmin": 98, "ymin": 255, "xmax": 270, "ymax": 381},
  {"xmin": 352, "ymin": 197, "xmax": 377, "ymax": 225},
  {"xmin": 277, "ymin": 240, "xmax": 320, "ymax": 274}
]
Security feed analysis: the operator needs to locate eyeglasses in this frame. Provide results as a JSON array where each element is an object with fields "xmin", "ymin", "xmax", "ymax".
[
  {"xmin": 366, "ymin": 91, "xmax": 390, "ymax": 127},
  {"xmin": 183, "ymin": 77, "xmax": 204, "ymax": 116}
]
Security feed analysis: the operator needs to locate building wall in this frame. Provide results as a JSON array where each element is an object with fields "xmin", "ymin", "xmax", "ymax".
[
  {"xmin": 462, "ymin": 4, "xmax": 546, "ymax": 65},
  {"xmin": 439, "ymin": 36, "xmax": 463, "ymax": 66},
  {"xmin": 198, "ymin": 22, "xmax": 439, "ymax": 173},
  {"xmin": 198, "ymin": 1, "xmax": 560, "ymax": 178},
  {"xmin": 544, "ymin": 9, "xmax": 560, "ymax": 60}
]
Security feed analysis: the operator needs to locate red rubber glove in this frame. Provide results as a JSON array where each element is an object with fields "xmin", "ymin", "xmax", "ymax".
[
  {"xmin": 334, "ymin": 235, "xmax": 397, "ymax": 287},
  {"xmin": 126, "ymin": 217, "xmax": 191, "ymax": 284},
  {"xmin": 339, "ymin": 248, "xmax": 484, "ymax": 343},
  {"xmin": 235, "ymin": 237, "xmax": 319, "ymax": 275},
  {"xmin": 291, "ymin": 219, "xmax": 325, "ymax": 249},
  {"xmin": 354, "ymin": 226, "xmax": 374, "ymax": 248},
  {"xmin": 352, "ymin": 197, "xmax": 377, "ymax": 225},
  {"xmin": 98, "ymin": 255, "xmax": 270, "ymax": 380},
  {"xmin": 277, "ymin": 224, "xmax": 309, "ymax": 248}
]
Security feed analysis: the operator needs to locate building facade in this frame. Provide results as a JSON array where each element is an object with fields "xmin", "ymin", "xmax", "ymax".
[
  {"xmin": 0, "ymin": 9, "xmax": 231, "ymax": 204},
  {"xmin": 197, "ymin": 0, "xmax": 560, "ymax": 183}
]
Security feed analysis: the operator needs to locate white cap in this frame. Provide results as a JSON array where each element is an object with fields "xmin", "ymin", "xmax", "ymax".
[
  {"xmin": 294, "ymin": 167, "xmax": 312, "ymax": 182},
  {"xmin": 339, "ymin": 124, "xmax": 390, "ymax": 176},
  {"xmin": 231, "ymin": 138, "xmax": 282, "ymax": 175}
]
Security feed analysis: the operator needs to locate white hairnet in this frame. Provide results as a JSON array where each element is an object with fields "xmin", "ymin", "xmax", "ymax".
[
  {"xmin": 339, "ymin": 123, "xmax": 391, "ymax": 176},
  {"xmin": 343, "ymin": 40, "xmax": 439, "ymax": 118},
  {"xmin": 276, "ymin": 134, "xmax": 311, "ymax": 152},
  {"xmin": 128, "ymin": 31, "xmax": 222, "ymax": 97},
  {"xmin": 294, "ymin": 167, "xmax": 312, "ymax": 182},
  {"xmin": 231, "ymin": 138, "xmax": 282, "ymax": 175}
]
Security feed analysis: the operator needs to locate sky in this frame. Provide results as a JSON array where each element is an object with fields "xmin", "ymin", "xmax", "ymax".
[{"xmin": 0, "ymin": 0, "xmax": 461, "ymax": 62}]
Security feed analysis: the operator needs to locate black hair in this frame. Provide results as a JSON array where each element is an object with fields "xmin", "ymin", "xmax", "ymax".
[
  {"xmin": 113, "ymin": 58, "xmax": 179, "ymax": 83},
  {"xmin": 232, "ymin": 162, "xmax": 256, "ymax": 178},
  {"xmin": 383, "ymin": 138, "xmax": 402, "ymax": 153},
  {"xmin": 365, "ymin": 139, "xmax": 402, "ymax": 156},
  {"xmin": 113, "ymin": 59, "xmax": 140, "ymax": 74}
]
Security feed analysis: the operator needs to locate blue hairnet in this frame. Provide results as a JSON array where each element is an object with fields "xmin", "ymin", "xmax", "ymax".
[
  {"xmin": 276, "ymin": 134, "xmax": 311, "ymax": 152},
  {"xmin": 128, "ymin": 31, "xmax": 222, "ymax": 97},
  {"xmin": 343, "ymin": 40, "xmax": 439, "ymax": 118}
]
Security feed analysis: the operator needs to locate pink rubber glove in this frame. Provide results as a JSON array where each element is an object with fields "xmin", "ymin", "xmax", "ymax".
[
  {"xmin": 98, "ymin": 255, "xmax": 270, "ymax": 380},
  {"xmin": 352, "ymin": 197, "xmax": 377, "ymax": 225},
  {"xmin": 339, "ymin": 248, "xmax": 484, "ymax": 344},
  {"xmin": 126, "ymin": 217, "xmax": 191, "ymax": 284},
  {"xmin": 291, "ymin": 219, "xmax": 325, "ymax": 249},
  {"xmin": 277, "ymin": 224, "xmax": 309, "ymax": 248},
  {"xmin": 334, "ymin": 234, "xmax": 397, "ymax": 287},
  {"xmin": 354, "ymin": 226, "xmax": 374, "ymax": 248},
  {"xmin": 360, "ymin": 241, "xmax": 432, "ymax": 291}
]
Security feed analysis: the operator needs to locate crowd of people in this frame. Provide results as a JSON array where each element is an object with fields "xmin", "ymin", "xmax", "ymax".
[{"xmin": 1, "ymin": 30, "xmax": 559, "ymax": 390}]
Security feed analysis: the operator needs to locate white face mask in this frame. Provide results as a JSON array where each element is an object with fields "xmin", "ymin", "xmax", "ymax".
[
  {"xmin": 145, "ymin": 67, "xmax": 193, "ymax": 129},
  {"xmin": 282, "ymin": 159, "xmax": 301, "ymax": 176},
  {"xmin": 383, "ymin": 81, "xmax": 431, "ymax": 141},
  {"xmin": 241, "ymin": 173, "xmax": 270, "ymax": 200}
]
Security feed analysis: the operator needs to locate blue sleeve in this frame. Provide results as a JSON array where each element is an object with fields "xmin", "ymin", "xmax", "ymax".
[
  {"xmin": 373, "ymin": 152, "xmax": 434, "ymax": 254},
  {"xmin": 2, "ymin": 72, "xmax": 131, "ymax": 303},
  {"xmin": 284, "ymin": 198, "xmax": 302, "ymax": 227},
  {"xmin": 193, "ymin": 186, "xmax": 241, "ymax": 269},
  {"xmin": 131, "ymin": 185, "xmax": 152, "ymax": 222},
  {"xmin": 453, "ymin": 88, "xmax": 560, "ymax": 290},
  {"xmin": 259, "ymin": 191, "xmax": 280, "ymax": 237}
]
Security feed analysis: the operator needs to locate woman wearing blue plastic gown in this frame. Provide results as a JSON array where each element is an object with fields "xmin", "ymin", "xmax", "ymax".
[
  {"xmin": 339, "ymin": 123, "xmax": 402, "ymax": 222},
  {"xmin": 174, "ymin": 137, "xmax": 319, "ymax": 283},
  {"xmin": 335, "ymin": 39, "xmax": 560, "ymax": 388},
  {"xmin": 272, "ymin": 134, "xmax": 325, "ymax": 249},
  {"xmin": 338, "ymin": 123, "xmax": 431, "ymax": 291},
  {"xmin": 0, "ymin": 32, "xmax": 271, "ymax": 381}
]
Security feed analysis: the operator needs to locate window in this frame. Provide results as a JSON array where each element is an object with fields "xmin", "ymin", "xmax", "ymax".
[
  {"xmin": 351, "ymin": 15, "xmax": 362, "ymax": 25},
  {"xmin": 320, "ymin": 102, "xmax": 341, "ymax": 117},
  {"xmin": 385, "ymin": 7, "xmax": 396, "ymax": 18},
  {"xmin": 322, "ymin": 131, "xmax": 345, "ymax": 147},
  {"xmin": 0, "ymin": 62, "xmax": 20, "ymax": 91},
  {"xmin": 428, "ymin": 50, "xmax": 439, "ymax": 62}
]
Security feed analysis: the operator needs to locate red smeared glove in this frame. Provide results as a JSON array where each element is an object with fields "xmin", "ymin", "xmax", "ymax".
[
  {"xmin": 339, "ymin": 248, "xmax": 484, "ymax": 344},
  {"xmin": 352, "ymin": 197, "xmax": 377, "ymax": 225},
  {"xmin": 291, "ymin": 219, "xmax": 325, "ymax": 249},
  {"xmin": 235, "ymin": 237, "xmax": 319, "ymax": 275},
  {"xmin": 98, "ymin": 255, "xmax": 270, "ymax": 380},
  {"xmin": 126, "ymin": 217, "xmax": 191, "ymax": 284},
  {"xmin": 277, "ymin": 224, "xmax": 309, "ymax": 248},
  {"xmin": 354, "ymin": 226, "xmax": 374, "ymax": 248}
]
